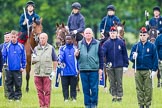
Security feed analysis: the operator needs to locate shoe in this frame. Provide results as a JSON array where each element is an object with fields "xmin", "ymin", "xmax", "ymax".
[
  {"xmin": 15, "ymin": 99, "xmax": 20, "ymax": 102},
  {"xmin": 146, "ymin": 106, "xmax": 150, "ymax": 108},
  {"xmin": 8, "ymin": 99, "xmax": 13, "ymax": 102},
  {"xmin": 72, "ymin": 99, "xmax": 76, "ymax": 102},
  {"xmin": 64, "ymin": 99, "xmax": 68, "ymax": 102},
  {"xmin": 117, "ymin": 97, "xmax": 122, "ymax": 102},
  {"xmin": 112, "ymin": 98, "xmax": 117, "ymax": 102},
  {"xmin": 139, "ymin": 105, "xmax": 144, "ymax": 108}
]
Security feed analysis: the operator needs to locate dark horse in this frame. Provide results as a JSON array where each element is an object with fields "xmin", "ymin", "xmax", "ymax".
[
  {"xmin": 148, "ymin": 26, "xmax": 160, "ymax": 87},
  {"xmin": 55, "ymin": 23, "xmax": 80, "ymax": 91},
  {"xmin": 21, "ymin": 18, "xmax": 43, "ymax": 92},
  {"xmin": 103, "ymin": 21, "xmax": 126, "ymax": 92}
]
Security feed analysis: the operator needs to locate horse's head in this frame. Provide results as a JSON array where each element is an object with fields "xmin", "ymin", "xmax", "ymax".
[
  {"xmin": 55, "ymin": 23, "xmax": 69, "ymax": 48},
  {"xmin": 148, "ymin": 26, "xmax": 158, "ymax": 43},
  {"xmin": 32, "ymin": 18, "xmax": 43, "ymax": 36},
  {"xmin": 114, "ymin": 21, "xmax": 125, "ymax": 38}
]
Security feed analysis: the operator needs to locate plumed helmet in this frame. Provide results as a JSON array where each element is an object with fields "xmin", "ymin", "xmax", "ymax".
[
  {"xmin": 140, "ymin": 27, "xmax": 147, "ymax": 33},
  {"xmin": 107, "ymin": 5, "xmax": 115, "ymax": 11},
  {"xmin": 26, "ymin": 1, "xmax": 35, "ymax": 8},
  {"xmin": 72, "ymin": 2, "xmax": 81, "ymax": 10},
  {"xmin": 110, "ymin": 26, "xmax": 117, "ymax": 31},
  {"xmin": 153, "ymin": 6, "xmax": 160, "ymax": 12}
]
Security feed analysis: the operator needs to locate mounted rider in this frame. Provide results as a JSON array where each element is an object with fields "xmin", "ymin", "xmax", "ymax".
[
  {"xmin": 19, "ymin": 1, "xmax": 40, "ymax": 43},
  {"xmin": 146, "ymin": 6, "xmax": 162, "ymax": 35},
  {"xmin": 100, "ymin": 5, "xmax": 120, "ymax": 44},
  {"xmin": 67, "ymin": 2, "xmax": 85, "ymax": 42}
]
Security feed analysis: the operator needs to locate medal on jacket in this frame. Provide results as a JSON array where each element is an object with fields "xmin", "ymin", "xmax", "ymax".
[
  {"xmin": 160, "ymin": 21, "xmax": 162, "ymax": 25},
  {"xmin": 118, "ymin": 45, "xmax": 121, "ymax": 50},
  {"xmin": 147, "ymin": 48, "xmax": 149, "ymax": 52},
  {"xmin": 14, "ymin": 51, "xmax": 16, "ymax": 53}
]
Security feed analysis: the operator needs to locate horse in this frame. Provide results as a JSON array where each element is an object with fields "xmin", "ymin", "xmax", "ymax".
[
  {"xmin": 23, "ymin": 18, "xmax": 43, "ymax": 92},
  {"xmin": 148, "ymin": 26, "xmax": 160, "ymax": 87},
  {"xmin": 55, "ymin": 23, "xmax": 81, "ymax": 91}
]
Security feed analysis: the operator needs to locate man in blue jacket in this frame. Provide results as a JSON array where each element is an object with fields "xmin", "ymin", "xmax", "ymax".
[
  {"xmin": 58, "ymin": 35, "xmax": 78, "ymax": 102},
  {"xmin": 2, "ymin": 30, "xmax": 26, "ymax": 101},
  {"xmin": 100, "ymin": 5, "xmax": 120, "ymax": 44},
  {"xmin": 67, "ymin": 2, "xmax": 85, "ymax": 42},
  {"xmin": 155, "ymin": 33, "xmax": 162, "ymax": 87},
  {"xmin": 102, "ymin": 26, "xmax": 129, "ymax": 102},
  {"xmin": 130, "ymin": 27, "xmax": 158, "ymax": 108},
  {"xmin": 19, "ymin": 1, "xmax": 40, "ymax": 43}
]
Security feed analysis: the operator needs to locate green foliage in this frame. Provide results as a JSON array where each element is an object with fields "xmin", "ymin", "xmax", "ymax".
[{"xmin": 0, "ymin": 0, "xmax": 161, "ymax": 44}]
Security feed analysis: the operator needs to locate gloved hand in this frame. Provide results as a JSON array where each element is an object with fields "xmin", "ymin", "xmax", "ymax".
[
  {"xmin": 133, "ymin": 52, "xmax": 138, "ymax": 60},
  {"xmin": 0, "ymin": 72, "xmax": 2, "ymax": 79},
  {"xmin": 101, "ymin": 29, "xmax": 104, "ymax": 34},
  {"xmin": 150, "ymin": 71, "xmax": 157, "ymax": 79},
  {"xmin": 73, "ymin": 30, "xmax": 78, "ymax": 34},
  {"xmin": 157, "ymin": 30, "xmax": 160, "ymax": 34},
  {"xmin": 145, "ymin": 21, "xmax": 149, "ymax": 26},
  {"xmin": 49, "ymin": 71, "xmax": 56, "ymax": 80},
  {"xmin": 159, "ymin": 60, "xmax": 162, "ymax": 64},
  {"xmin": 123, "ymin": 67, "xmax": 128, "ymax": 73},
  {"xmin": 74, "ymin": 49, "xmax": 80, "ymax": 56},
  {"xmin": 23, "ymin": 19, "xmax": 29, "ymax": 25}
]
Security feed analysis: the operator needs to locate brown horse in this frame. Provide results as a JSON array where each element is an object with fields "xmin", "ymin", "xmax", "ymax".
[
  {"xmin": 55, "ymin": 23, "xmax": 80, "ymax": 91},
  {"xmin": 24, "ymin": 18, "xmax": 42, "ymax": 92},
  {"xmin": 148, "ymin": 26, "xmax": 160, "ymax": 87}
]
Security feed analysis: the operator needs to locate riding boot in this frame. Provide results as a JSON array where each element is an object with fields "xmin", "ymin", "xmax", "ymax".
[{"xmin": 19, "ymin": 32, "xmax": 27, "ymax": 40}]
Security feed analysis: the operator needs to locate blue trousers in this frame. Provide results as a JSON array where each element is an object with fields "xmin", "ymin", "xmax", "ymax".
[{"xmin": 80, "ymin": 71, "xmax": 99, "ymax": 108}]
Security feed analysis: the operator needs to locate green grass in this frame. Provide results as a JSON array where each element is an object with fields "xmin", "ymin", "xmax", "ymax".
[{"xmin": 0, "ymin": 71, "xmax": 162, "ymax": 108}]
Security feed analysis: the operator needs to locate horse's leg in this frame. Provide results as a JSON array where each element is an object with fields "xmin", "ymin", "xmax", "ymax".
[
  {"xmin": 26, "ymin": 59, "xmax": 31, "ymax": 92},
  {"xmin": 157, "ymin": 68, "xmax": 161, "ymax": 87},
  {"xmin": 76, "ymin": 74, "xmax": 80, "ymax": 92}
]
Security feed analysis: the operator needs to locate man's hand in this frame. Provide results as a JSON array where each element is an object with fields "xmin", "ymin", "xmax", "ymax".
[
  {"xmin": 0, "ymin": 72, "xmax": 2, "ymax": 79},
  {"xmin": 150, "ymin": 71, "xmax": 157, "ymax": 79},
  {"xmin": 74, "ymin": 49, "xmax": 80, "ymax": 57},
  {"xmin": 49, "ymin": 71, "xmax": 56, "ymax": 80},
  {"xmin": 123, "ymin": 67, "xmax": 128, "ymax": 73},
  {"xmin": 145, "ymin": 21, "xmax": 149, "ymax": 26},
  {"xmin": 20, "ymin": 68, "xmax": 24, "ymax": 72},
  {"xmin": 98, "ymin": 69, "xmax": 103, "ymax": 80},
  {"xmin": 73, "ymin": 30, "xmax": 78, "ymax": 34},
  {"xmin": 133, "ymin": 52, "xmax": 138, "ymax": 60},
  {"xmin": 23, "ymin": 19, "xmax": 29, "ymax": 25}
]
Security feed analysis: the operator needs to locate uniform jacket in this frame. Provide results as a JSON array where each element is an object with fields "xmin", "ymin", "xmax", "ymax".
[
  {"xmin": 2, "ymin": 41, "xmax": 26, "ymax": 71},
  {"xmin": 149, "ymin": 16, "xmax": 162, "ymax": 33},
  {"xmin": 58, "ymin": 44, "xmax": 78, "ymax": 76},
  {"xmin": 155, "ymin": 34, "xmax": 162, "ymax": 60},
  {"xmin": 19, "ymin": 11, "xmax": 40, "ymax": 32},
  {"xmin": 130, "ymin": 41, "xmax": 158, "ymax": 71},
  {"xmin": 102, "ymin": 38, "xmax": 129, "ymax": 68},
  {"xmin": 67, "ymin": 12, "xmax": 85, "ymax": 33},
  {"xmin": 100, "ymin": 15, "xmax": 120, "ymax": 32}
]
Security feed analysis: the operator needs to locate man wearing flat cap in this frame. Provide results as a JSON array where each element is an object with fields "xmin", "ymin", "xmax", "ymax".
[
  {"xmin": 130, "ymin": 27, "xmax": 158, "ymax": 108},
  {"xmin": 102, "ymin": 26, "xmax": 129, "ymax": 102},
  {"xmin": 146, "ymin": 6, "xmax": 162, "ymax": 34}
]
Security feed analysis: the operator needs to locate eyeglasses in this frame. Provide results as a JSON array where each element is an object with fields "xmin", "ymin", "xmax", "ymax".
[{"xmin": 140, "ymin": 35, "xmax": 146, "ymax": 37}]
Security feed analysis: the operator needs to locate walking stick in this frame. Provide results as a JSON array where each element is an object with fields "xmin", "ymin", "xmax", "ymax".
[{"xmin": 23, "ymin": 8, "xmax": 30, "ymax": 37}]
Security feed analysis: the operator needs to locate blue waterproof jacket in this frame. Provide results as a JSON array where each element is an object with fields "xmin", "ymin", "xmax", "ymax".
[
  {"xmin": 67, "ymin": 12, "xmax": 85, "ymax": 33},
  {"xmin": 102, "ymin": 38, "xmax": 129, "ymax": 68},
  {"xmin": 58, "ymin": 44, "xmax": 78, "ymax": 76},
  {"xmin": 155, "ymin": 34, "xmax": 162, "ymax": 60},
  {"xmin": 130, "ymin": 41, "xmax": 158, "ymax": 71},
  {"xmin": 100, "ymin": 15, "xmax": 120, "ymax": 32},
  {"xmin": 19, "ymin": 11, "xmax": 40, "ymax": 32},
  {"xmin": 149, "ymin": 16, "xmax": 162, "ymax": 33},
  {"xmin": 2, "ymin": 41, "xmax": 26, "ymax": 71}
]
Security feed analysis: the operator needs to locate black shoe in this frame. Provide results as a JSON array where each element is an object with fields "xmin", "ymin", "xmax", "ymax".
[
  {"xmin": 112, "ymin": 98, "xmax": 117, "ymax": 102},
  {"xmin": 157, "ymin": 82, "xmax": 160, "ymax": 87},
  {"xmin": 146, "ymin": 106, "xmax": 150, "ymax": 108},
  {"xmin": 117, "ymin": 97, "xmax": 122, "ymax": 102},
  {"xmin": 139, "ymin": 105, "xmax": 144, "ymax": 108}
]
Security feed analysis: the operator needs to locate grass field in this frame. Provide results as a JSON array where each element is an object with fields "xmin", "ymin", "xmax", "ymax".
[{"xmin": 0, "ymin": 68, "xmax": 162, "ymax": 108}]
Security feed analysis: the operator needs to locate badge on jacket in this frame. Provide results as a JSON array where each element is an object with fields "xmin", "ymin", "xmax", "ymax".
[
  {"xmin": 118, "ymin": 45, "xmax": 121, "ymax": 50},
  {"xmin": 147, "ymin": 48, "xmax": 150, "ymax": 52}
]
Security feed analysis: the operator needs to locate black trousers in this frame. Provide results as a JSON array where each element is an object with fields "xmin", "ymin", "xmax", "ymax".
[
  {"xmin": 6, "ymin": 70, "xmax": 22, "ymax": 100},
  {"xmin": 61, "ymin": 76, "xmax": 77, "ymax": 100}
]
